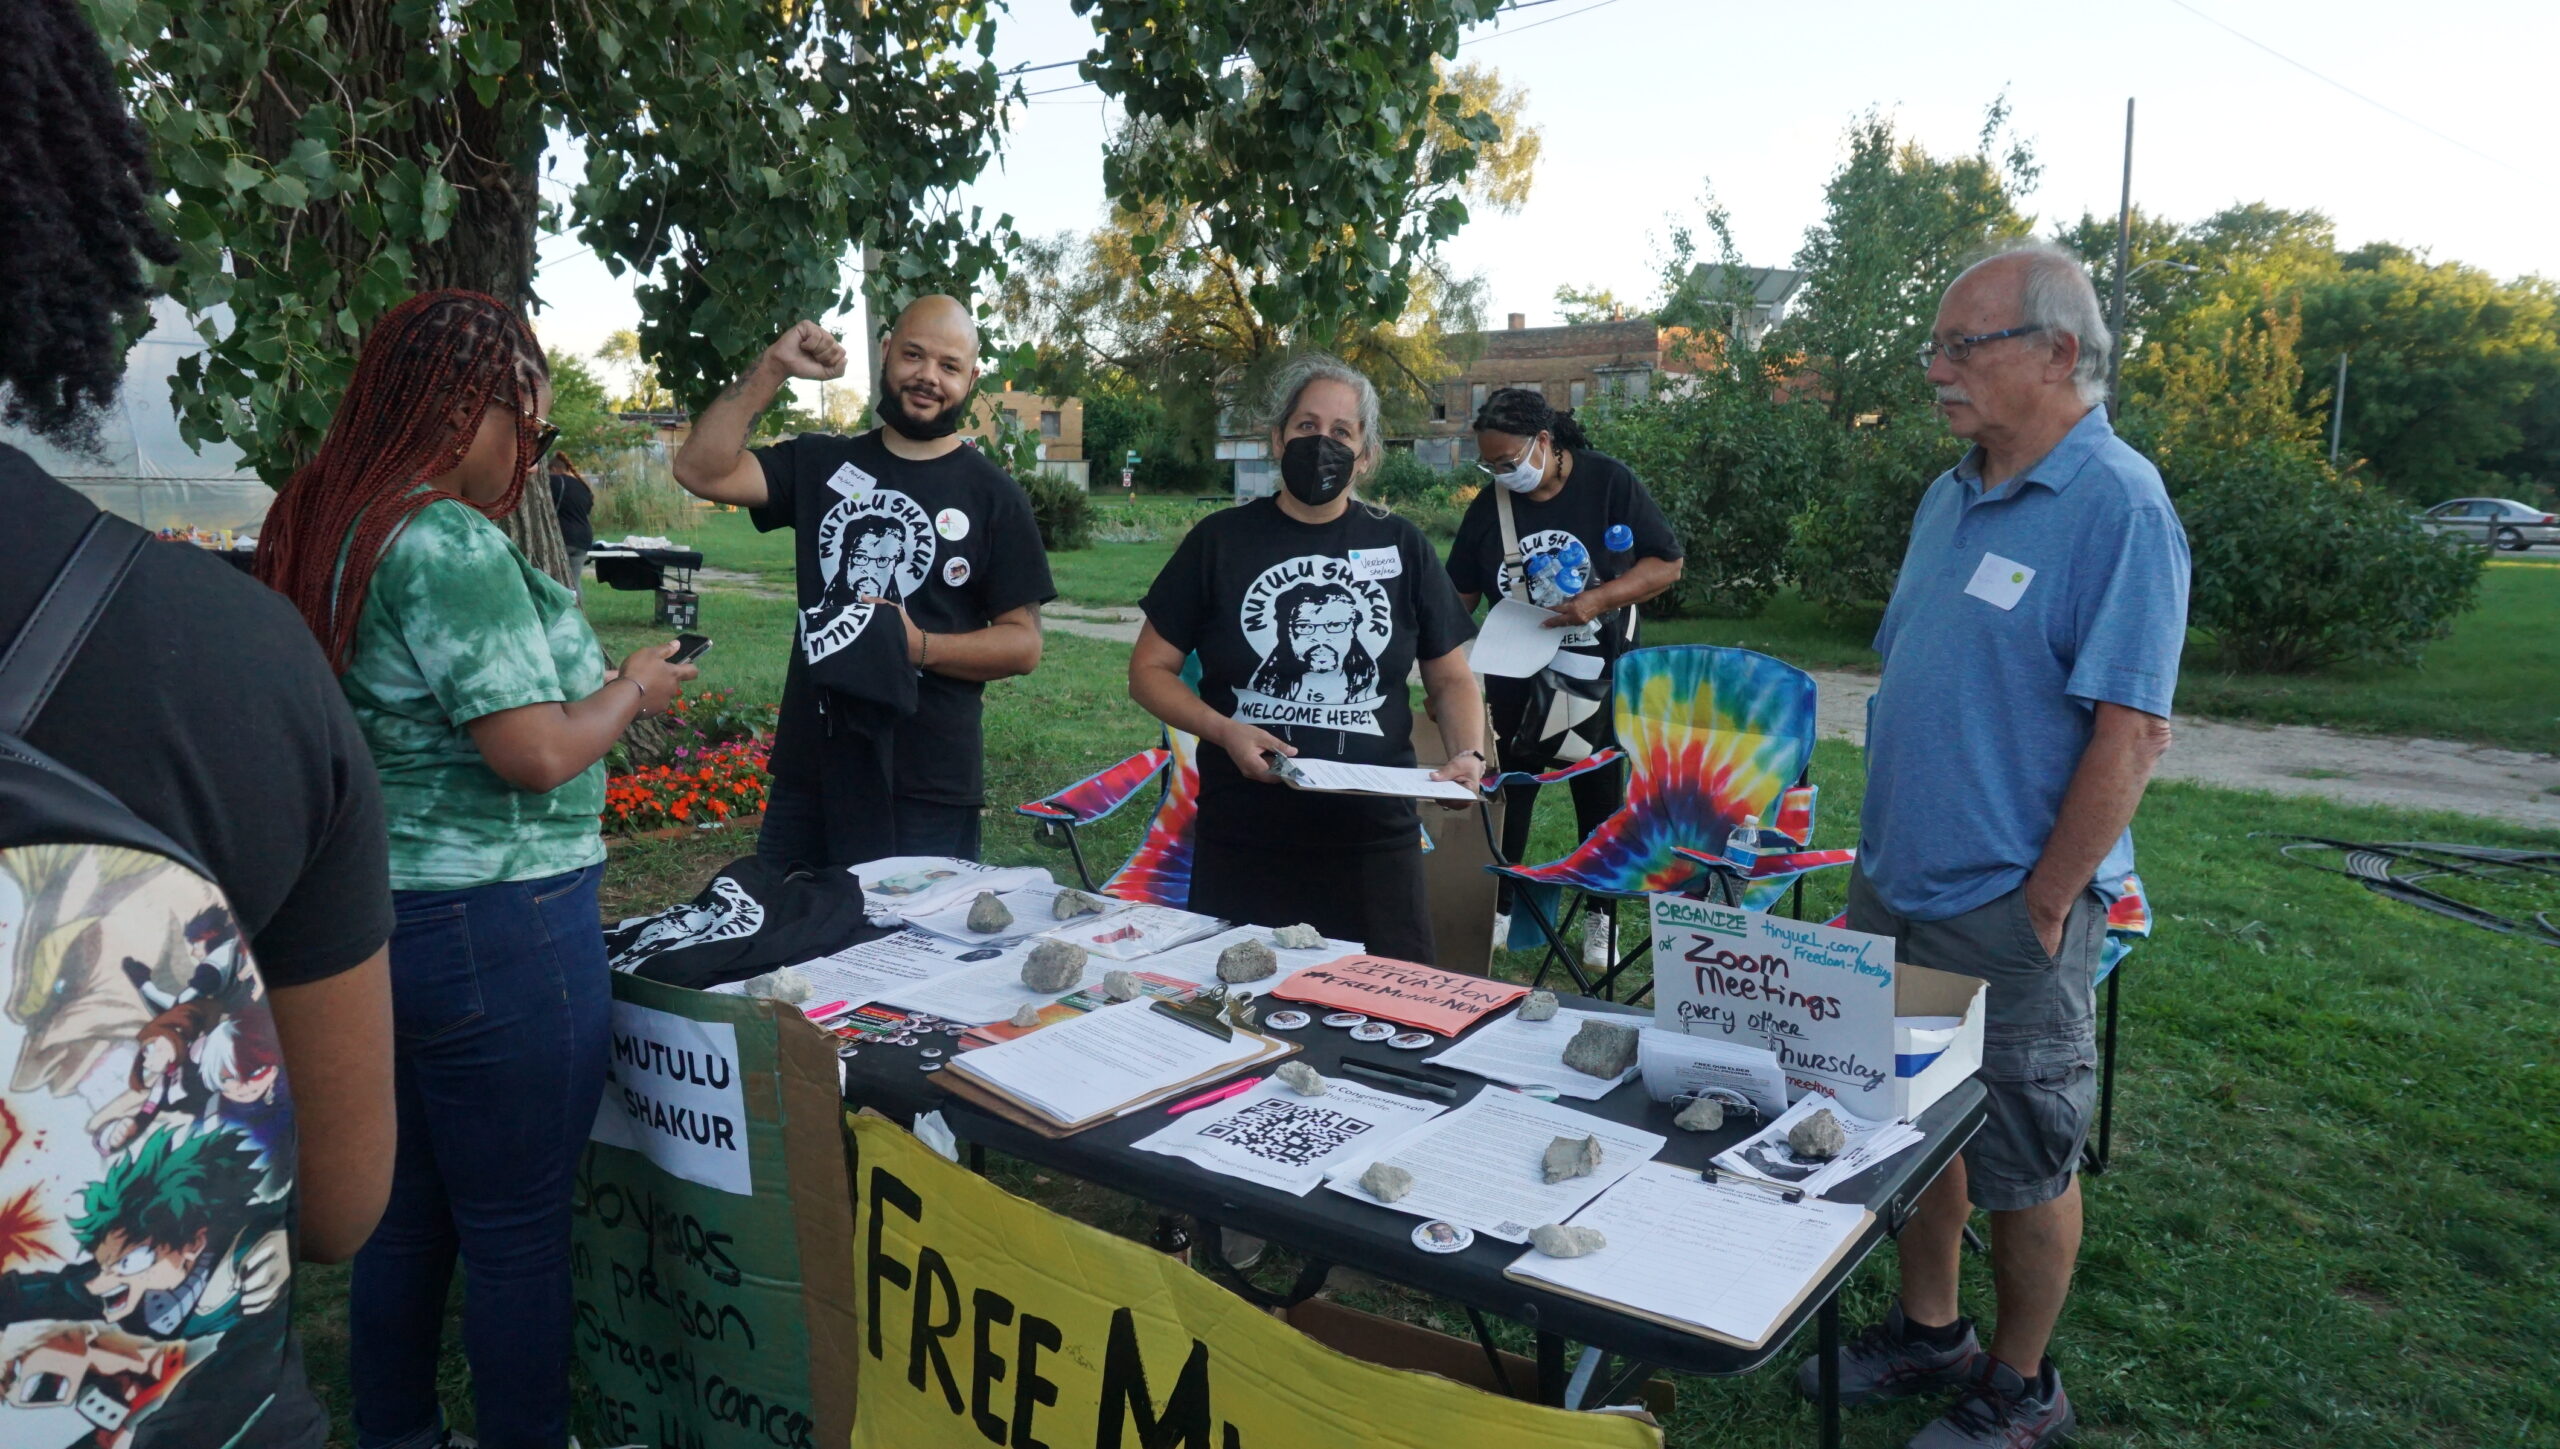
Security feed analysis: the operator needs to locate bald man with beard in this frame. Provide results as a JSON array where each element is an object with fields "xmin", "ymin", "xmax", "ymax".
[{"xmin": 676, "ymin": 298, "xmax": 1055, "ymax": 868}]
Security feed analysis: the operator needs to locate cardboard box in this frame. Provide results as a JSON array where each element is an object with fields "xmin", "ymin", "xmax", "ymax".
[{"xmin": 1890, "ymin": 962, "xmax": 1987, "ymax": 1121}]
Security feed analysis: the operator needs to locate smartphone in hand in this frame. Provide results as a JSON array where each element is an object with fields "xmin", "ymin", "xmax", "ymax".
[{"xmin": 669, "ymin": 633, "xmax": 714, "ymax": 665}]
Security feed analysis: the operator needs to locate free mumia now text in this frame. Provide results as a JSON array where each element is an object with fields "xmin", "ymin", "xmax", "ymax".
[{"xmin": 865, "ymin": 1161, "xmax": 1249, "ymax": 1449}]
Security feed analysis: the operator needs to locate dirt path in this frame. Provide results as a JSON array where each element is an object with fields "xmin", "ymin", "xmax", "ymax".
[{"xmin": 1041, "ymin": 602, "xmax": 2559, "ymax": 831}]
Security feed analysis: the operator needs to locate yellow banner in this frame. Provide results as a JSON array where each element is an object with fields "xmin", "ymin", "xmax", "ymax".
[{"xmin": 846, "ymin": 1114, "xmax": 1660, "ymax": 1449}]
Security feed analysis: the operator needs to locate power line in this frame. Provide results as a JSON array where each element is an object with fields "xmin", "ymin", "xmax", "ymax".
[
  {"xmin": 2161, "ymin": 0, "xmax": 2521, "ymax": 176},
  {"xmin": 1010, "ymin": 0, "xmax": 1596, "ymax": 101},
  {"xmin": 1463, "ymin": 0, "xmax": 1628, "ymax": 45}
]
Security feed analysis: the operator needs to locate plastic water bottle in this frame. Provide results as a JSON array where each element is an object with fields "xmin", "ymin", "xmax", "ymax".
[
  {"xmin": 1724, "ymin": 812, "xmax": 1761, "ymax": 875},
  {"xmin": 1604, "ymin": 523, "xmax": 1635, "ymax": 555}
]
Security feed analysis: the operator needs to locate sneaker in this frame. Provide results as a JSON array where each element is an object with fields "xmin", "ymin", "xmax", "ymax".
[
  {"xmin": 1905, "ymin": 1356, "xmax": 2075, "ymax": 1448},
  {"xmin": 1794, "ymin": 1300, "xmax": 1980, "ymax": 1405},
  {"xmin": 1582, "ymin": 913, "xmax": 1611, "ymax": 967},
  {"xmin": 1492, "ymin": 911, "xmax": 1512, "ymax": 950}
]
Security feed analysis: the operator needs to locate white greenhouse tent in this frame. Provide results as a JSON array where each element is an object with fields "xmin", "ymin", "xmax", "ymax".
[{"xmin": 2, "ymin": 298, "xmax": 272, "ymax": 531}]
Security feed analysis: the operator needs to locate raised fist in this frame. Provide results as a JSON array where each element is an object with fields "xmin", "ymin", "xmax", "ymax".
[{"xmin": 764, "ymin": 320, "xmax": 848, "ymax": 381}]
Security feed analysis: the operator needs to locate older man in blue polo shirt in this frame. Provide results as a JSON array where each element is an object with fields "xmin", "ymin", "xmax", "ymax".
[{"xmin": 1798, "ymin": 244, "xmax": 2188, "ymax": 1449}]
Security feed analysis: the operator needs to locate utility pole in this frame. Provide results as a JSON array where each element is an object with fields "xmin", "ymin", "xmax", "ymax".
[
  {"xmin": 2329, "ymin": 352, "xmax": 2349, "ymax": 466},
  {"xmin": 2104, "ymin": 98, "xmax": 2134, "ymax": 419}
]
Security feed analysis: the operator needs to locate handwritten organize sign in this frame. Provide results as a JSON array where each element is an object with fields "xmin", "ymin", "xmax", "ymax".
[
  {"xmin": 592, "ymin": 1000, "xmax": 754, "ymax": 1195},
  {"xmin": 1271, "ymin": 956, "xmax": 1528, "ymax": 1036},
  {"xmin": 1648, "ymin": 897, "xmax": 1901, "ymax": 1119}
]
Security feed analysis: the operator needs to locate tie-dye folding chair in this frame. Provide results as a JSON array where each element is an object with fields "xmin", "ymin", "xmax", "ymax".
[
  {"xmin": 1014, "ymin": 731, "xmax": 1201, "ymax": 908},
  {"xmin": 1487, "ymin": 645, "xmax": 1856, "ymax": 1000},
  {"xmin": 2085, "ymin": 872, "xmax": 2152, "ymax": 1173}
]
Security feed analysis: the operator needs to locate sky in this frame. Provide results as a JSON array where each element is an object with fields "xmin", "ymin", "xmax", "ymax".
[{"xmin": 529, "ymin": 0, "xmax": 2560, "ymax": 380}]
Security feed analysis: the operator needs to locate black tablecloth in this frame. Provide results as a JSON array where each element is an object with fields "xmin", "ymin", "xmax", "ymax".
[{"xmin": 841, "ymin": 991, "xmax": 1985, "ymax": 1378}]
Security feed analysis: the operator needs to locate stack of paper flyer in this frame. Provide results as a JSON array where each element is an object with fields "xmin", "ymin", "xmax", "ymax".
[
  {"xmin": 1421, "ymin": 1006, "xmax": 1644, "ymax": 1100},
  {"xmin": 941, "ymin": 999, "xmax": 1293, "ymax": 1133},
  {"xmin": 1134, "ymin": 1073, "xmax": 1447, "ymax": 1195},
  {"xmin": 1324, "ymin": 1091, "xmax": 1664, "ymax": 1243},
  {"xmin": 1271, "ymin": 756, "xmax": 1476, "ymax": 803},
  {"xmin": 1711, "ymin": 1091, "xmax": 1922, "ymax": 1198},
  {"xmin": 902, "ymin": 880, "xmax": 1130, "ymax": 946},
  {"xmin": 851, "ymin": 856, "xmax": 1050, "ymax": 924}
]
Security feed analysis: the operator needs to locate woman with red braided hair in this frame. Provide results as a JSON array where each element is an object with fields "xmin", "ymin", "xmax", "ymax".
[{"xmin": 257, "ymin": 289, "xmax": 696, "ymax": 1449}]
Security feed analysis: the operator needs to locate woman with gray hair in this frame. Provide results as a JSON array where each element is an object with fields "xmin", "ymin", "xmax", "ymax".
[{"xmin": 1129, "ymin": 355, "xmax": 1486, "ymax": 961}]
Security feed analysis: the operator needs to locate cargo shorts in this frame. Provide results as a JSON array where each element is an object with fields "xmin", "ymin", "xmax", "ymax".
[{"xmin": 1847, "ymin": 865, "xmax": 2102, "ymax": 1211}]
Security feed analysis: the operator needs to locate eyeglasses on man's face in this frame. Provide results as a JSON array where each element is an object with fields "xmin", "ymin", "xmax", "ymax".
[{"xmin": 1917, "ymin": 326, "xmax": 2044, "ymax": 367}]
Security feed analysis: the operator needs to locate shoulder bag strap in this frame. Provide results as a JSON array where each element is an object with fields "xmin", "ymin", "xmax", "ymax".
[
  {"xmin": 0, "ymin": 513, "xmax": 148, "ymax": 736},
  {"xmin": 1494, "ymin": 484, "xmax": 1529, "ymax": 604}
]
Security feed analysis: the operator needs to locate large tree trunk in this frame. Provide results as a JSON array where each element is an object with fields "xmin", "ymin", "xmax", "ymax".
[{"xmin": 243, "ymin": 2, "xmax": 570, "ymax": 578}]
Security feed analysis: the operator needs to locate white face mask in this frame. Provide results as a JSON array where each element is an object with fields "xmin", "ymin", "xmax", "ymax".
[{"xmin": 1486, "ymin": 438, "xmax": 1545, "ymax": 494}]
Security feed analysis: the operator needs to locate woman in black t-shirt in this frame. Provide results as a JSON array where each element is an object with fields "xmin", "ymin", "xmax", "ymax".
[
  {"xmin": 1445, "ymin": 388, "xmax": 1684, "ymax": 945},
  {"xmin": 1133, "ymin": 357, "xmax": 1486, "ymax": 963}
]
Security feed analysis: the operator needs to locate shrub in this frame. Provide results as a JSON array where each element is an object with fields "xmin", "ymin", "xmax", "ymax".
[
  {"xmin": 587, "ymin": 444, "xmax": 695, "ymax": 541},
  {"xmin": 1091, "ymin": 496, "xmax": 1226, "ymax": 542},
  {"xmin": 1023, "ymin": 471, "xmax": 1093, "ymax": 551},
  {"xmin": 1588, "ymin": 387, "xmax": 1840, "ymax": 618},
  {"xmin": 1785, "ymin": 410, "xmax": 1960, "ymax": 618},
  {"xmin": 609, "ymin": 688, "xmax": 776, "ymax": 773},
  {"xmin": 604, "ymin": 740, "xmax": 771, "ymax": 833},
  {"xmin": 2173, "ymin": 441, "xmax": 2483, "ymax": 672}
]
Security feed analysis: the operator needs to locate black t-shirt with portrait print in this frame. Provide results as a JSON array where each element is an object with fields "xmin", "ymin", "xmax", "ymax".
[
  {"xmin": 1143, "ymin": 497, "xmax": 1475, "ymax": 852},
  {"xmin": 1445, "ymin": 448, "xmax": 1682, "ymax": 662},
  {"xmin": 751, "ymin": 430, "xmax": 1055, "ymax": 805}
]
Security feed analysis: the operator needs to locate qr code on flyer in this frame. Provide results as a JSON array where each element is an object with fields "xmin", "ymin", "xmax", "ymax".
[{"xmin": 1198, "ymin": 1098, "xmax": 1373, "ymax": 1168}]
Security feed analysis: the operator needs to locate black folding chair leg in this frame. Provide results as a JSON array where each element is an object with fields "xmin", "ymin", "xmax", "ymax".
[{"xmin": 2085, "ymin": 962, "xmax": 2123, "ymax": 1175}]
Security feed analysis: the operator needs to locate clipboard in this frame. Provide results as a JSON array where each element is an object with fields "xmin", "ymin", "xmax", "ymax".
[
  {"xmin": 935, "ymin": 1027, "xmax": 1298, "ymax": 1139},
  {"xmin": 1500, "ymin": 1167, "xmax": 1875, "ymax": 1351}
]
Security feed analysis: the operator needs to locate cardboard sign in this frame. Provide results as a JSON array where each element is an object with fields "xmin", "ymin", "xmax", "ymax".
[
  {"xmin": 1272, "ymin": 956, "xmax": 1529, "ymax": 1035},
  {"xmin": 591, "ymin": 1000, "xmax": 753, "ymax": 1195},
  {"xmin": 1647, "ymin": 898, "xmax": 1901, "ymax": 1120},
  {"xmin": 847, "ymin": 1113, "xmax": 1658, "ymax": 1449},
  {"xmin": 576, "ymin": 975, "xmax": 861, "ymax": 1449}
]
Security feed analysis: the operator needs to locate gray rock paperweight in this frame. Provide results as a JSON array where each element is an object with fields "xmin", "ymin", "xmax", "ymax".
[
  {"xmin": 1788, "ymin": 1108, "xmax": 1846, "ymax": 1162},
  {"xmin": 1541, "ymin": 1133, "xmax": 1603, "ymax": 1184},
  {"xmin": 1102, "ymin": 969, "xmax": 1141, "ymax": 1002},
  {"xmin": 1275, "ymin": 1061, "xmax": 1326, "ymax": 1096},
  {"xmin": 1272, "ymin": 922, "xmax": 1324, "ymax": 950},
  {"xmin": 1359, "ymin": 1162, "xmax": 1414, "ymax": 1202},
  {"xmin": 966, "ymin": 891, "xmax": 1014, "ymax": 933},
  {"xmin": 1019, "ymin": 938, "xmax": 1087, "ymax": 993},
  {"xmin": 1674, "ymin": 1096, "xmax": 1726, "ymax": 1132},
  {"xmin": 1518, "ymin": 990, "xmax": 1559, "ymax": 1022},
  {"xmin": 1530, "ymin": 1223, "xmax": 1608, "ymax": 1258},
  {"xmin": 1217, "ymin": 938, "xmax": 1279, "ymax": 984},
  {"xmin": 1008, "ymin": 1003, "xmax": 1043, "ymax": 1029},
  {"xmin": 1561, "ymin": 1018, "xmax": 1638, "ymax": 1079},
  {"xmin": 1052, "ymin": 888, "xmax": 1109, "ymax": 920}
]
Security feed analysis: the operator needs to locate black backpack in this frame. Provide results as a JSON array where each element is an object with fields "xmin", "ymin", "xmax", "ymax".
[{"xmin": 0, "ymin": 515, "xmax": 315, "ymax": 1444}]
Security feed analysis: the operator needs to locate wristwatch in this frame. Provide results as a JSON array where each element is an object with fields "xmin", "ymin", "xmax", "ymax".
[{"xmin": 1456, "ymin": 749, "xmax": 1489, "ymax": 767}]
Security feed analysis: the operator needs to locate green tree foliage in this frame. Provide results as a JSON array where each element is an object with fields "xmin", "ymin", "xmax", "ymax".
[
  {"xmin": 1072, "ymin": 0, "xmax": 1511, "ymax": 335},
  {"xmin": 1773, "ymin": 105, "xmax": 2037, "ymax": 423},
  {"xmin": 593, "ymin": 329, "xmax": 671, "ymax": 414},
  {"xmin": 1553, "ymin": 283, "xmax": 1630, "ymax": 324},
  {"xmin": 998, "ymin": 60, "xmax": 1533, "ymax": 454},
  {"xmin": 1782, "ymin": 411, "xmax": 1959, "ymax": 619},
  {"xmin": 90, "ymin": 0, "xmax": 1019, "ymax": 482},
  {"xmin": 543, "ymin": 352, "xmax": 639, "ymax": 460},
  {"xmin": 2123, "ymin": 296, "xmax": 2481, "ymax": 671}
]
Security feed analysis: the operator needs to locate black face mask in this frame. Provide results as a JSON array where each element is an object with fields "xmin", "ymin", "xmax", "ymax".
[
  {"xmin": 877, "ymin": 384, "xmax": 967, "ymax": 442},
  {"xmin": 1280, "ymin": 434, "xmax": 1356, "ymax": 507}
]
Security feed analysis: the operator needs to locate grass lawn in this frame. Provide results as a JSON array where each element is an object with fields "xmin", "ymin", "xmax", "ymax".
[{"xmin": 291, "ymin": 524, "xmax": 2559, "ymax": 1447}]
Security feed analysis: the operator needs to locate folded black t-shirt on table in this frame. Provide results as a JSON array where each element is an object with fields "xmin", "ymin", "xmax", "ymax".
[
  {"xmin": 751, "ymin": 430, "xmax": 1056, "ymax": 808},
  {"xmin": 606, "ymin": 856, "xmax": 886, "ymax": 989},
  {"xmin": 1444, "ymin": 448, "xmax": 1682, "ymax": 661},
  {"xmin": 1142, "ymin": 498, "xmax": 1474, "ymax": 852}
]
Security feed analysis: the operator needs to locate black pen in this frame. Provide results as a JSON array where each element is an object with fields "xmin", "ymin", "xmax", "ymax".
[{"xmin": 1339, "ymin": 1059, "xmax": 1459, "ymax": 1100}]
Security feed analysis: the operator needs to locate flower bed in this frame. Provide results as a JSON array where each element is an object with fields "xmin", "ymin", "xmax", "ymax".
[
  {"xmin": 602, "ymin": 689, "xmax": 778, "ymax": 834},
  {"xmin": 604, "ymin": 738, "xmax": 771, "ymax": 834}
]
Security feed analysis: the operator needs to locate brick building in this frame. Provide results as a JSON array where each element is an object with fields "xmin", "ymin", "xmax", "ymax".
[
  {"xmin": 960, "ymin": 389, "xmax": 1089, "ymax": 488},
  {"xmin": 1419, "ymin": 313, "xmax": 1678, "ymax": 463}
]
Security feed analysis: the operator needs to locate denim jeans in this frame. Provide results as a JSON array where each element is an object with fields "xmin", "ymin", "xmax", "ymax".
[
  {"xmin": 756, "ymin": 779, "xmax": 982, "ymax": 871},
  {"xmin": 351, "ymin": 863, "xmax": 612, "ymax": 1449}
]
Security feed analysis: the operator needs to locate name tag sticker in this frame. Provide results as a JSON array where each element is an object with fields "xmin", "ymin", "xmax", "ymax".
[
  {"xmin": 1348, "ymin": 547, "xmax": 1403, "ymax": 582},
  {"xmin": 824, "ymin": 462, "xmax": 876, "ymax": 499},
  {"xmin": 1964, "ymin": 553, "xmax": 2036, "ymax": 610}
]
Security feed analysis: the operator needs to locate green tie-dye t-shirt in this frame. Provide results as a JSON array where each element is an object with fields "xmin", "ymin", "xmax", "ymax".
[{"xmin": 339, "ymin": 493, "xmax": 608, "ymax": 889}]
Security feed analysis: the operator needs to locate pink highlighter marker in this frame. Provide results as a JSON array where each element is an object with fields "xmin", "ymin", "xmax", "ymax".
[{"xmin": 1165, "ymin": 1076, "xmax": 1263, "ymax": 1115}]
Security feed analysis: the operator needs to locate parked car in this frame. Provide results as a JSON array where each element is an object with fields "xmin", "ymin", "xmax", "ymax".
[{"xmin": 2413, "ymin": 497, "xmax": 2559, "ymax": 551}]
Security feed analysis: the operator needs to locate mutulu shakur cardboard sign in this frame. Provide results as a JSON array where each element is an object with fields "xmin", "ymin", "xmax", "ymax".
[
  {"xmin": 1649, "ymin": 897, "xmax": 1903, "ymax": 1120},
  {"xmin": 846, "ymin": 1112, "xmax": 1659, "ymax": 1449}
]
